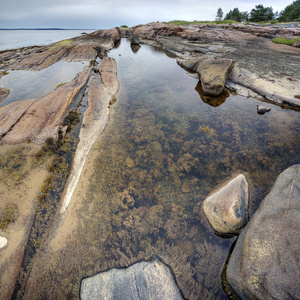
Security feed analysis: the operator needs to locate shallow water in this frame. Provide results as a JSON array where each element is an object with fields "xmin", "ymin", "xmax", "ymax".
[
  {"xmin": 0, "ymin": 60, "xmax": 89, "ymax": 107},
  {"xmin": 16, "ymin": 38, "xmax": 300, "ymax": 299}
]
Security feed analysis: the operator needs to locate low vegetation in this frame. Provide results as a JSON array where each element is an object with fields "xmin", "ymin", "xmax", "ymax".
[
  {"xmin": 49, "ymin": 39, "xmax": 72, "ymax": 50},
  {"xmin": 166, "ymin": 20, "xmax": 238, "ymax": 26},
  {"xmin": 0, "ymin": 204, "xmax": 18, "ymax": 230},
  {"xmin": 272, "ymin": 37, "xmax": 300, "ymax": 45}
]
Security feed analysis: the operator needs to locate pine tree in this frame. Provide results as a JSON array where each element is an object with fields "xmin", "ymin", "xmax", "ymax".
[
  {"xmin": 278, "ymin": 0, "xmax": 300, "ymax": 21},
  {"xmin": 216, "ymin": 8, "xmax": 224, "ymax": 21},
  {"xmin": 249, "ymin": 4, "xmax": 274, "ymax": 22}
]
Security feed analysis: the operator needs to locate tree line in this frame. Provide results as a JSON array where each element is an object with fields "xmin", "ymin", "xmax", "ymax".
[{"xmin": 216, "ymin": 0, "xmax": 300, "ymax": 22}]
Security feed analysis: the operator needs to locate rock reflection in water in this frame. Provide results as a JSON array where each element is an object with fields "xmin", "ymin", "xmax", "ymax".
[
  {"xmin": 131, "ymin": 44, "xmax": 141, "ymax": 53},
  {"xmin": 195, "ymin": 81, "xmax": 229, "ymax": 107},
  {"xmin": 22, "ymin": 39, "xmax": 300, "ymax": 300}
]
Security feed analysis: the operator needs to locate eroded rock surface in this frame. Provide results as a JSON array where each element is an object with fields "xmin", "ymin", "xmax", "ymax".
[
  {"xmin": 0, "ymin": 68, "xmax": 90, "ymax": 144},
  {"xmin": 0, "ymin": 28, "xmax": 121, "ymax": 71},
  {"xmin": 197, "ymin": 58, "xmax": 235, "ymax": 96},
  {"xmin": 202, "ymin": 174, "xmax": 248, "ymax": 235},
  {"xmin": 132, "ymin": 23, "xmax": 300, "ymax": 107},
  {"xmin": 80, "ymin": 257, "xmax": 184, "ymax": 300},
  {"xmin": 227, "ymin": 165, "xmax": 300, "ymax": 300},
  {"xmin": 60, "ymin": 56, "xmax": 119, "ymax": 213}
]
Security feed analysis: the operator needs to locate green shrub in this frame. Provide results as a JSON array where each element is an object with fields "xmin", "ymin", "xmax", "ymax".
[{"xmin": 272, "ymin": 37, "xmax": 300, "ymax": 45}]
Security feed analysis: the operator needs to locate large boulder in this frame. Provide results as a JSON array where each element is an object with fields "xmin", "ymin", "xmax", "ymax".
[
  {"xmin": 197, "ymin": 58, "xmax": 235, "ymax": 96},
  {"xmin": 202, "ymin": 174, "xmax": 248, "ymax": 235},
  {"xmin": 130, "ymin": 34, "xmax": 141, "ymax": 45},
  {"xmin": 227, "ymin": 165, "xmax": 300, "ymax": 300},
  {"xmin": 80, "ymin": 257, "xmax": 184, "ymax": 300}
]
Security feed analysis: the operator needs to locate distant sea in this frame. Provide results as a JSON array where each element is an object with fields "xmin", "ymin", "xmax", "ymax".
[{"xmin": 0, "ymin": 29, "xmax": 96, "ymax": 51}]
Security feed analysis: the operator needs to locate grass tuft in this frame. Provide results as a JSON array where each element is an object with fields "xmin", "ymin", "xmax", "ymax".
[{"xmin": 272, "ymin": 37, "xmax": 300, "ymax": 46}]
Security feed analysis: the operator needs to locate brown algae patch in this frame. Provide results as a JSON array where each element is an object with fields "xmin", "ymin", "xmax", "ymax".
[{"xmin": 0, "ymin": 143, "xmax": 50, "ymax": 299}]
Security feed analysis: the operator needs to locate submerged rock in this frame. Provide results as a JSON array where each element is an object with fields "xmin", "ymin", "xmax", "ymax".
[
  {"xmin": 80, "ymin": 257, "xmax": 184, "ymax": 300},
  {"xmin": 197, "ymin": 58, "xmax": 235, "ymax": 96},
  {"xmin": 60, "ymin": 56, "xmax": 119, "ymax": 214},
  {"xmin": 227, "ymin": 165, "xmax": 300, "ymax": 300},
  {"xmin": 202, "ymin": 174, "xmax": 248, "ymax": 235}
]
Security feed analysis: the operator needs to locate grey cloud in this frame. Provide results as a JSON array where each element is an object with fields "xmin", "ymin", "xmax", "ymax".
[{"xmin": 0, "ymin": 0, "xmax": 294, "ymax": 29}]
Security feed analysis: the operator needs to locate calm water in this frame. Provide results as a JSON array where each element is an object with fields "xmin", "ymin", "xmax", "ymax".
[
  {"xmin": 0, "ymin": 30, "xmax": 95, "ymax": 51},
  {"xmin": 8, "ymin": 39, "xmax": 300, "ymax": 299},
  {"xmin": 0, "ymin": 60, "xmax": 89, "ymax": 107}
]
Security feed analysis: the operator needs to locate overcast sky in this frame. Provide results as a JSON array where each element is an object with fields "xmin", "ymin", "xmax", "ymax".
[{"xmin": 0, "ymin": 0, "xmax": 293, "ymax": 29}]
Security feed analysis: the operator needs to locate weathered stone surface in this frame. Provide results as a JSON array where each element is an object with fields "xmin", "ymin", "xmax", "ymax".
[
  {"xmin": 197, "ymin": 58, "xmax": 235, "ymax": 96},
  {"xmin": 88, "ymin": 28, "xmax": 121, "ymax": 47},
  {"xmin": 1, "ymin": 28, "xmax": 120, "ymax": 71},
  {"xmin": 0, "ymin": 236, "xmax": 8, "ymax": 249},
  {"xmin": 228, "ymin": 65, "xmax": 300, "ymax": 107},
  {"xmin": 227, "ymin": 165, "xmax": 300, "ymax": 300},
  {"xmin": 202, "ymin": 174, "xmax": 248, "ymax": 234},
  {"xmin": 0, "ymin": 88, "xmax": 10, "ymax": 103},
  {"xmin": 130, "ymin": 34, "xmax": 141, "ymax": 45},
  {"xmin": 60, "ymin": 57, "xmax": 119, "ymax": 214},
  {"xmin": 176, "ymin": 58, "xmax": 201, "ymax": 72},
  {"xmin": 0, "ymin": 68, "xmax": 90, "ymax": 144},
  {"xmin": 80, "ymin": 257, "xmax": 184, "ymax": 300}
]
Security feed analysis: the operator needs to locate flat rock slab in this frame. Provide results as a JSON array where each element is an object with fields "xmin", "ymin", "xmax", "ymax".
[
  {"xmin": 0, "ymin": 68, "xmax": 90, "ymax": 144},
  {"xmin": 227, "ymin": 165, "xmax": 300, "ymax": 300},
  {"xmin": 80, "ymin": 257, "xmax": 184, "ymax": 300},
  {"xmin": 197, "ymin": 59, "xmax": 235, "ymax": 96},
  {"xmin": 202, "ymin": 174, "xmax": 248, "ymax": 234}
]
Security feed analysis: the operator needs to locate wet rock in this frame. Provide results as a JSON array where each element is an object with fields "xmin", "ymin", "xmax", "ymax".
[
  {"xmin": 197, "ymin": 58, "xmax": 235, "ymax": 96},
  {"xmin": 0, "ymin": 236, "xmax": 8, "ymax": 249},
  {"xmin": 80, "ymin": 257, "xmax": 184, "ymax": 300},
  {"xmin": 130, "ymin": 34, "xmax": 141, "ymax": 45},
  {"xmin": 195, "ymin": 81, "xmax": 229, "ymax": 107},
  {"xmin": 0, "ymin": 88, "xmax": 10, "ymax": 103},
  {"xmin": 202, "ymin": 174, "xmax": 248, "ymax": 235},
  {"xmin": 227, "ymin": 165, "xmax": 300, "ymax": 300},
  {"xmin": 176, "ymin": 58, "xmax": 201, "ymax": 72},
  {"xmin": 60, "ymin": 57, "xmax": 119, "ymax": 214},
  {"xmin": 0, "ymin": 68, "xmax": 90, "ymax": 144}
]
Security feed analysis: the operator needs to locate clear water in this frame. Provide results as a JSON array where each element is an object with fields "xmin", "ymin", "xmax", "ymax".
[
  {"xmin": 0, "ymin": 30, "xmax": 95, "ymax": 51},
  {"xmin": 13, "ymin": 39, "xmax": 300, "ymax": 299},
  {"xmin": 0, "ymin": 60, "xmax": 89, "ymax": 107}
]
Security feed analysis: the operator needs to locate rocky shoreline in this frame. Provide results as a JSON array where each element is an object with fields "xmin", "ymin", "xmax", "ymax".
[{"xmin": 0, "ymin": 22, "xmax": 299, "ymax": 300}]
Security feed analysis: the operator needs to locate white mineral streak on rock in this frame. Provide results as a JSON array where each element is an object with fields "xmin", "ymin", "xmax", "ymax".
[
  {"xmin": 60, "ymin": 57, "xmax": 119, "ymax": 214},
  {"xmin": 0, "ymin": 236, "xmax": 8, "ymax": 249}
]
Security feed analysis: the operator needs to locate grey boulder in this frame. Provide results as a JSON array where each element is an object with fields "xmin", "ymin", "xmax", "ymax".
[
  {"xmin": 202, "ymin": 174, "xmax": 248, "ymax": 235},
  {"xmin": 197, "ymin": 58, "xmax": 235, "ymax": 96},
  {"xmin": 227, "ymin": 164, "xmax": 300, "ymax": 300},
  {"xmin": 130, "ymin": 34, "xmax": 141, "ymax": 45},
  {"xmin": 80, "ymin": 257, "xmax": 184, "ymax": 300}
]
